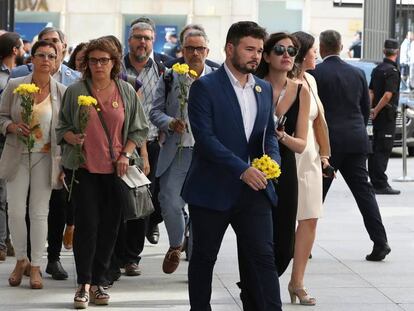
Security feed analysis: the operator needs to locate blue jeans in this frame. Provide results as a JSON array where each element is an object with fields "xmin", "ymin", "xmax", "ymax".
[
  {"xmin": 0, "ymin": 178, "xmax": 7, "ymax": 250},
  {"xmin": 158, "ymin": 148, "xmax": 192, "ymax": 248}
]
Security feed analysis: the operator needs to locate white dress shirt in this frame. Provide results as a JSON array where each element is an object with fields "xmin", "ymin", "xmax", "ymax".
[
  {"xmin": 182, "ymin": 65, "xmax": 207, "ymax": 147},
  {"xmin": 224, "ymin": 62, "xmax": 257, "ymax": 141}
]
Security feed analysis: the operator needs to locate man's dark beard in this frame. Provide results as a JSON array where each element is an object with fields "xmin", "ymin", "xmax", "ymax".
[
  {"xmin": 133, "ymin": 51, "xmax": 150, "ymax": 63},
  {"xmin": 231, "ymin": 53, "xmax": 257, "ymax": 74},
  {"xmin": 15, "ymin": 55, "xmax": 24, "ymax": 66}
]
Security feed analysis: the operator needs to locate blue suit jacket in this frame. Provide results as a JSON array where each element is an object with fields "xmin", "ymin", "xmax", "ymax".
[
  {"xmin": 311, "ymin": 56, "xmax": 371, "ymax": 154},
  {"xmin": 181, "ymin": 65, "xmax": 280, "ymax": 211},
  {"xmin": 149, "ymin": 65, "xmax": 214, "ymax": 177},
  {"xmin": 10, "ymin": 63, "xmax": 80, "ymax": 87}
]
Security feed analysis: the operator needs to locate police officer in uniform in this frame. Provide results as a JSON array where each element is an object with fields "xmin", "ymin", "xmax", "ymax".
[{"xmin": 368, "ymin": 39, "xmax": 401, "ymax": 195}]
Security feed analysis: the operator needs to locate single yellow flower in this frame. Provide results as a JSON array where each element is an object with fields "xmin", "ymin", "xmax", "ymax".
[{"xmin": 189, "ymin": 69, "xmax": 198, "ymax": 77}]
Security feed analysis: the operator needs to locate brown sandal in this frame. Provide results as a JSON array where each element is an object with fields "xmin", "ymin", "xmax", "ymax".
[
  {"xmin": 8, "ymin": 259, "xmax": 29, "ymax": 287},
  {"xmin": 74, "ymin": 284, "xmax": 89, "ymax": 309},
  {"xmin": 89, "ymin": 285, "xmax": 109, "ymax": 305}
]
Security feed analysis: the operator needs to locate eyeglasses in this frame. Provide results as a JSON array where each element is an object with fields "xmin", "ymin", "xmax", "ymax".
[
  {"xmin": 88, "ymin": 57, "xmax": 113, "ymax": 65},
  {"xmin": 184, "ymin": 46, "xmax": 207, "ymax": 53},
  {"xmin": 273, "ymin": 45, "xmax": 298, "ymax": 57},
  {"xmin": 34, "ymin": 52, "xmax": 57, "ymax": 60},
  {"xmin": 131, "ymin": 34, "xmax": 153, "ymax": 41}
]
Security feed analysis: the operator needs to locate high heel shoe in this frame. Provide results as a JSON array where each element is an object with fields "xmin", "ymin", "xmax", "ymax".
[
  {"xmin": 29, "ymin": 266, "xmax": 43, "ymax": 289},
  {"xmin": 8, "ymin": 259, "xmax": 29, "ymax": 286},
  {"xmin": 288, "ymin": 283, "xmax": 316, "ymax": 306}
]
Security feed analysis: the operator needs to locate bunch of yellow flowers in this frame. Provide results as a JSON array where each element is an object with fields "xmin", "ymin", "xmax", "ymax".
[
  {"xmin": 78, "ymin": 95, "xmax": 98, "ymax": 107},
  {"xmin": 172, "ymin": 62, "xmax": 198, "ymax": 78},
  {"xmin": 13, "ymin": 83, "xmax": 40, "ymax": 96},
  {"xmin": 252, "ymin": 154, "xmax": 281, "ymax": 180}
]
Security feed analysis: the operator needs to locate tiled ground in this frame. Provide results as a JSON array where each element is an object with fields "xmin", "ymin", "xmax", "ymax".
[{"xmin": 0, "ymin": 154, "xmax": 413, "ymax": 310}]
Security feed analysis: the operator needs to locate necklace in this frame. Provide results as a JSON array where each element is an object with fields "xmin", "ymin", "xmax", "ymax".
[
  {"xmin": 276, "ymin": 80, "xmax": 288, "ymax": 104},
  {"xmin": 32, "ymin": 80, "xmax": 50, "ymax": 94},
  {"xmin": 94, "ymin": 88, "xmax": 120, "ymax": 109},
  {"xmin": 93, "ymin": 80, "xmax": 112, "ymax": 92}
]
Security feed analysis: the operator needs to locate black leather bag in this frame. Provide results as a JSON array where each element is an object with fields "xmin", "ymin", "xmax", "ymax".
[{"xmin": 116, "ymin": 165, "xmax": 154, "ymax": 221}]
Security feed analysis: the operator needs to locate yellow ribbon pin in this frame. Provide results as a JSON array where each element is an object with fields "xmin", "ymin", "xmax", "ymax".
[{"xmin": 255, "ymin": 85, "xmax": 262, "ymax": 93}]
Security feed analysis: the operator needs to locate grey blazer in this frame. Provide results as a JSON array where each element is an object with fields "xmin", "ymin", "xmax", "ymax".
[
  {"xmin": 0, "ymin": 74, "xmax": 67, "ymax": 189},
  {"xmin": 149, "ymin": 65, "xmax": 214, "ymax": 177}
]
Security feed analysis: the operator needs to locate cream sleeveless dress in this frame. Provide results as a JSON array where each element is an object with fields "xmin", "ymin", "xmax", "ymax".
[{"xmin": 295, "ymin": 83, "xmax": 323, "ymax": 220}]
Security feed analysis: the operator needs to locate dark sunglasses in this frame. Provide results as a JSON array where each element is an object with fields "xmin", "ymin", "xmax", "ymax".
[{"xmin": 273, "ymin": 45, "xmax": 298, "ymax": 57}]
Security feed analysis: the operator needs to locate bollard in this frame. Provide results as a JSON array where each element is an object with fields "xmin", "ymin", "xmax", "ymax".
[{"xmin": 394, "ymin": 102, "xmax": 414, "ymax": 182}]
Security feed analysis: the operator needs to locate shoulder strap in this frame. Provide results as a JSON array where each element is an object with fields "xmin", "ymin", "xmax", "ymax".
[
  {"xmin": 304, "ymin": 75, "xmax": 317, "ymax": 103},
  {"xmin": 163, "ymin": 68, "xmax": 174, "ymax": 102},
  {"xmin": 154, "ymin": 58, "xmax": 166, "ymax": 77},
  {"xmin": 83, "ymin": 80, "xmax": 116, "ymax": 162}
]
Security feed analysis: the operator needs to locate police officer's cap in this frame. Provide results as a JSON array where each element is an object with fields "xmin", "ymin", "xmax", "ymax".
[{"xmin": 384, "ymin": 39, "xmax": 399, "ymax": 49}]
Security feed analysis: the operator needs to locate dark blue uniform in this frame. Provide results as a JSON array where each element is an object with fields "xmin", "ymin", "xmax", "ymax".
[{"xmin": 368, "ymin": 58, "xmax": 400, "ymax": 190}]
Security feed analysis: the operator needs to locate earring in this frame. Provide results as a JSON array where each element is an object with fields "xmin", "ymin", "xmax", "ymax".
[{"xmin": 303, "ymin": 57, "xmax": 306, "ymax": 61}]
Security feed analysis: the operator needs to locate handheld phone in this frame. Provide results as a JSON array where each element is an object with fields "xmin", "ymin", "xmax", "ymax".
[{"xmin": 322, "ymin": 164, "xmax": 335, "ymax": 178}]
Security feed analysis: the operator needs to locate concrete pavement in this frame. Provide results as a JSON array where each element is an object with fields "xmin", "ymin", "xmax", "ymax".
[{"xmin": 0, "ymin": 153, "xmax": 413, "ymax": 310}]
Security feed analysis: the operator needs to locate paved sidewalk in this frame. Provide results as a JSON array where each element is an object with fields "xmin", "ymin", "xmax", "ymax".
[{"xmin": 0, "ymin": 155, "xmax": 413, "ymax": 310}]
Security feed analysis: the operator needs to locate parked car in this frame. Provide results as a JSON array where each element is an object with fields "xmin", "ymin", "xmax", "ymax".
[{"xmin": 345, "ymin": 59, "xmax": 414, "ymax": 156}]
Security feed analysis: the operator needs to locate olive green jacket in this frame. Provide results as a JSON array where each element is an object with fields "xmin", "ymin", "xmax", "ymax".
[{"xmin": 56, "ymin": 78, "xmax": 149, "ymax": 170}]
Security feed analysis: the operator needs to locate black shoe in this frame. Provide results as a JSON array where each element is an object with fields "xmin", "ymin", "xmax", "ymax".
[
  {"xmin": 374, "ymin": 186, "xmax": 400, "ymax": 195},
  {"xmin": 146, "ymin": 224, "xmax": 160, "ymax": 244},
  {"xmin": 366, "ymin": 243, "xmax": 391, "ymax": 261},
  {"xmin": 46, "ymin": 260, "xmax": 68, "ymax": 280}
]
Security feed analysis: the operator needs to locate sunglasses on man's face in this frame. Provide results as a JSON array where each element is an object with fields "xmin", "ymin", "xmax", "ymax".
[{"xmin": 273, "ymin": 45, "xmax": 298, "ymax": 57}]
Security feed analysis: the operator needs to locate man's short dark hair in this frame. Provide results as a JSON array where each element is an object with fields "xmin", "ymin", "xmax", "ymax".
[
  {"xmin": 319, "ymin": 29, "xmax": 342, "ymax": 54},
  {"xmin": 225, "ymin": 21, "xmax": 267, "ymax": 46},
  {"xmin": 38, "ymin": 26, "xmax": 65, "ymax": 43},
  {"xmin": 0, "ymin": 32, "xmax": 22, "ymax": 60},
  {"xmin": 130, "ymin": 16, "xmax": 156, "ymax": 31}
]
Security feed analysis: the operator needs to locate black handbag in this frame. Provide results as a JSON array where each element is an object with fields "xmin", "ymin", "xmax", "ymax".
[
  {"xmin": 84, "ymin": 81, "xmax": 154, "ymax": 221},
  {"xmin": 116, "ymin": 165, "xmax": 154, "ymax": 221}
]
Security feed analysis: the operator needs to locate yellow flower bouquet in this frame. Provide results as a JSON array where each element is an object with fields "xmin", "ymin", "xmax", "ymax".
[
  {"xmin": 171, "ymin": 63, "xmax": 198, "ymax": 152},
  {"xmin": 252, "ymin": 154, "xmax": 281, "ymax": 181},
  {"xmin": 13, "ymin": 83, "xmax": 40, "ymax": 154}
]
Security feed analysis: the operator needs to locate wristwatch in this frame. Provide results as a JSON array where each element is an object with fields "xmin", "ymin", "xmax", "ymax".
[{"xmin": 120, "ymin": 151, "xmax": 132, "ymax": 159}]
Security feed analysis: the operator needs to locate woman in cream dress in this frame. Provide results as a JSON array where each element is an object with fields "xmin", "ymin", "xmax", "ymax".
[{"xmin": 288, "ymin": 31, "xmax": 332, "ymax": 305}]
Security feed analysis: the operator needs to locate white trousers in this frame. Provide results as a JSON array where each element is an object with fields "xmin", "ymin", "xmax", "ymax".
[{"xmin": 7, "ymin": 153, "xmax": 52, "ymax": 266}]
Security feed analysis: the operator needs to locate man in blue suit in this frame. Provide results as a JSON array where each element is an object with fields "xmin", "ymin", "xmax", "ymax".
[
  {"xmin": 312, "ymin": 30, "xmax": 390, "ymax": 261},
  {"xmin": 10, "ymin": 27, "xmax": 80, "ymax": 281},
  {"xmin": 182, "ymin": 21, "xmax": 282, "ymax": 311}
]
